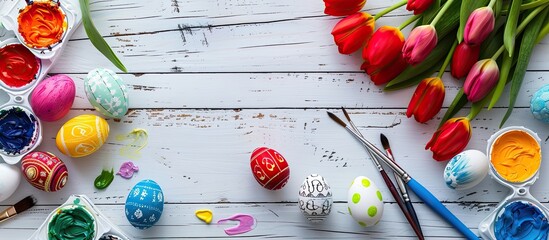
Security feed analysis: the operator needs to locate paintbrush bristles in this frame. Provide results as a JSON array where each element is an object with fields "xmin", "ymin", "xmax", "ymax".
[
  {"xmin": 327, "ymin": 112, "xmax": 347, "ymax": 127},
  {"xmin": 380, "ymin": 133, "xmax": 390, "ymax": 150},
  {"xmin": 14, "ymin": 196, "xmax": 36, "ymax": 213},
  {"xmin": 341, "ymin": 107, "xmax": 351, "ymax": 121}
]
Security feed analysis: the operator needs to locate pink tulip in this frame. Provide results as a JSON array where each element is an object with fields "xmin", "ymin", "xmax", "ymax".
[
  {"xmin": 464, "ymin": 7, "xmax": 495, "ymax": 46},
  {"xmin": 402, "ymin": 25, "xmax": 438, "ymax": 65},
  {"xmin": 463, "ymin": 59, "xmax": 500, "ymax": 102}
]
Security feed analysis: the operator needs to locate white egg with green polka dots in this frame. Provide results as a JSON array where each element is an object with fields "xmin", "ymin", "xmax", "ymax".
[{"xmin": 347, "ymin": 176, "xmax": 384, "ymax": 227}]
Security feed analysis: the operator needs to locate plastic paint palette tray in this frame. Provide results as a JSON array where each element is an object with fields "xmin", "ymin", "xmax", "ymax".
[
  {"xmin": 0, "ymin": 0, "xmax": 81, "ymax": 164},
  {"xmin": 478, "ymin": 126, "xmax": 549, "ymax": 239},
  {"xmin": 29, "ymin": 195, "xmax": 131, "ymax": 240}
]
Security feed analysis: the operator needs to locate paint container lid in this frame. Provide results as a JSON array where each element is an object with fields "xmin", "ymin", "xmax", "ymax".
[
  {"xmin": 29, "ymin": 195, "xmax": 131, "ymax": 240},
  {"xmin": 0, "ymin": 0, "xmax": 82, "ymax": 59},
  {"xmin": 0, "ymin": 105, "xmax": 42, "ymax": 164}
]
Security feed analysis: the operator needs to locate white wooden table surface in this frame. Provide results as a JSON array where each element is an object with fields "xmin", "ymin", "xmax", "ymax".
[{"xmin": 1, "ymin": 0, "xmax": 549, "ymax": 239}]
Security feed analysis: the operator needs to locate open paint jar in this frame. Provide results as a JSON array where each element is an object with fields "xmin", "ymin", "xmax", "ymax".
[
  {"xmin": 0, "ymin": 41, "xmax": 42, "ymax": 91},
  {"xmin": 0, "ymin": 105, "xmax": 42, "ymax": 164},
  {"xmin": 1, "ymin": 0, "xmax": 81, "ymax": 59},
  {"xmin": 479, "ymin": 126, "xmax": 549, "ymax": 239},
  {"xmin": 30, "ymin": 195, "xmax": 131, "ymax": 240}
]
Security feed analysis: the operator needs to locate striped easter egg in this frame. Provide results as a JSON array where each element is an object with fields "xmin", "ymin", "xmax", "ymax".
[
  {"xmin": 21, "ymin": 151, "xmax": 68, "ymax": 192},
  {"xmin": 56, "ymin": 115, "xmax": 109, "ymax": 158}
]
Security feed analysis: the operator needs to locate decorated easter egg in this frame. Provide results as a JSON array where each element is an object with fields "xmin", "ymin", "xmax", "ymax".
[
  {"xmin": 21, "ymin": 151, "xmax": 68, "ymax": 192},
  {"xmin": 298, "ymin": 174, "xmax": 333, "ymax": 222},
  {"xmin": 31, "ymin": 74, "xmax": 75, "ymax": 122},
  {"xmin": 250, "ymin": 147, "xmax": 290, "ymax": 190},
  {"xmin": 444, "ymin": 149, "xmax": 489, "ymax": 190},
  {"xmin": 125, "ymin": 179, "xmax": 164, "ymax": 229},
  {"xmin": 347, "ymin": 176, "xmax": 384, "ymax": 227},
  {"xmin": 85, "ymin": 68, "xmax": 129, "ymax": 118},
  {"xmin": 0, "ymin": 163, "xmax": 21, "ymax": 202},
  {"xmin": 531, "ymin": 85, "xmax": 549, "ymax": 123},
  {"xmin": 56, "ymin": 115, "xmax": 109, "ymax": 158}
]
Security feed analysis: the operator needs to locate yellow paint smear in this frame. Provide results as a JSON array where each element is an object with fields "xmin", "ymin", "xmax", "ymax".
[
  {"xmin": 115, "ymin": 128, "xmax": 148, "ymax": 159},
  {"xmin": 195, "ymin": 209, "xmax": 213, "ymax": 224},
  {"xmin": 491, "ymin": 130, "xmax": 541, "ymax": 182}
]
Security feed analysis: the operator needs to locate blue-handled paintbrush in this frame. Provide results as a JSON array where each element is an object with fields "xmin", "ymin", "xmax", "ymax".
[{"xmin": 327, "ymin": 111, "xmax": 478, "ymax": 240}]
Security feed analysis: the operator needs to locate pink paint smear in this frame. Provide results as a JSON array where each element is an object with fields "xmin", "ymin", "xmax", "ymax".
[{"xmin": 217, "ymin": 214, "xmax": 256, "ymax": 235}]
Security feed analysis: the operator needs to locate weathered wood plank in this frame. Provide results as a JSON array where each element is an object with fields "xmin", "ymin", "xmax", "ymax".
[
  {"xmin": 1, "ymin": 108, "xmax": 547, "ymax": 205},
  {"xmin": 0, "ymin": 202, "xmax": 495, "ymax": 239},
  {"xmin": 0, "ymin": 72, "xmax": 543, "ymax": 109}
]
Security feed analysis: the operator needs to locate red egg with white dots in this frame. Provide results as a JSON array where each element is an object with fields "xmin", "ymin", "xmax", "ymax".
[
  {"xmin": 250, "ymin": 147, "xmax": 290, "ymax": 190},
  {"xmin": 21, "ymin": 151, "xmax": 68, "ymax": 192}
]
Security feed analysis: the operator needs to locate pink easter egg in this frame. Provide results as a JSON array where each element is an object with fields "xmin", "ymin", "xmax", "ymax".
[{"xmin": 31, "ymin": 74, "xmax": 75, "ymax": 122}]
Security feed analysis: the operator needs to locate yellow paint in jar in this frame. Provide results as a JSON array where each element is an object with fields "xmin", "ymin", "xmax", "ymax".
[{"xmin": 490, "ymin": 130, "xmax": 541, "ymax": 182}]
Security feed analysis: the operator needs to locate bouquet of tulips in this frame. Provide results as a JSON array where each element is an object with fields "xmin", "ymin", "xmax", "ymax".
[{"xmin": 325, "ymin": 0, "xmax": 549, "ymax": 161}]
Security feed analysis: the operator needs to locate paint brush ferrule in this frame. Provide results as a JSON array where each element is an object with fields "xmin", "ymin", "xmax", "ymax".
[{"xmin": 0, "ymin": 207, "xmax": 17, "ymax": 223}]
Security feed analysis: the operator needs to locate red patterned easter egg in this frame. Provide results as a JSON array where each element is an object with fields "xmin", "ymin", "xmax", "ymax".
[
  {"xmin": 250, "ymin": 147, "xmax": 290, "ymax": 190},
  {"xmin": 21, "ymin": 151, "xmax": 68, "ymax": 192}
]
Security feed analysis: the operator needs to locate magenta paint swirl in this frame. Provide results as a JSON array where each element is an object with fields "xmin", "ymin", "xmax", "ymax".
[
  {"xmin": 116, "ymin": 161, "xmax": 139, "ymax": 179},
  {"xmin": 217, "ymin": 214, "xmax": 256, "ymax": 235}
]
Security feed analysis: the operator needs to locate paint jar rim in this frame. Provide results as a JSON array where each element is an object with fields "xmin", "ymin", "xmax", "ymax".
[
  {"xmin": 487, "ymin": 126, "xmax": 541, "ymax": 185},
  {"xmin": 16, "ymin": 1, "xmax": 69, "ymax": 51},
  {"xmin": 0, "ymin": 42, "xmax": 42, "ymax": 92}
]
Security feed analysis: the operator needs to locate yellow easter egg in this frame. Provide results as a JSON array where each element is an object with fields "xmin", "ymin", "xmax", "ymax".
[{"xmin": 56, "ymin": 114, "xmax": 109, "ymax": 158}]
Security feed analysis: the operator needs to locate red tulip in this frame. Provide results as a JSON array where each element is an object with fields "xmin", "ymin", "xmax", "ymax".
[
  {"xmin": 464, "ymin": 7, "xmax": 495, "ymax": 46},
  {"xmin": 406, "ymin": 77, "xmax": 445, "ymax": 123},
  {"xmin": 426, "ymin": 117, "xmax": 472, "ymax": 161},
  {"xmin": 331, "ymin": 12, "xmax": 375, "ymax": 54},
  {"xmin": 324, "ymin": 0, "xmax": 366, "ymax": 16},
  {"xmin": 463, "ymin": 59, "xmax": 500, "ymax": 102},
  {"xmin": 451, "ymin": 42, "xmax": 481, "ymax": 79},
  {"xmin": 362, "ymin": 26, "xmax": 405, "ymax": 67},
  {"xmin": 407, "ymin": 0, "xmax": 435, "ymax": 15},
  {"xmin": 361, "ymin": 56, "xmax": 408, "ymax": 85},
  {"xmin": 402, "ymin": 25, "xmax": 437, "ymax": 65}
]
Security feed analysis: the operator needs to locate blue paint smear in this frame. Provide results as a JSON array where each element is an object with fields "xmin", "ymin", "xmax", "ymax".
[
  {"xmin": 0, "ymin": 107, "xmax": 36, "ymax": 155},
  {"xmin": 495, "ymin": 201, "xmax": 549, "ymax": 240},
  {"xmin": 445, "ymin": 154, "xmax": 473, "ymax": 189}
]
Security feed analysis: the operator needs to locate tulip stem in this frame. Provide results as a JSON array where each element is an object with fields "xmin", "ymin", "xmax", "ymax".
[
  {"xmin": 431, "ymin": 0, "xmax": 455, "ymax": 26},
  {"xmin": 488, "ymin": 0, "xmax": 498, "ymax": 9},
  {"xmin": 398, "ymin": 14, "xmax": 421, "ymax": 30},
  {"xmin": 501, "ymin": 0, "xmax": 549, "ymax": 14},
  {"xmin": 437, "ymin": 41, "xmax": 458, "ymax": 78},
  {"xmin": 492, "ymin": 4, "xmax": 548, "ymax": 60},
  {"xmin": 374, "ymin": 0, "xmax": 408, "ymax": 20}
]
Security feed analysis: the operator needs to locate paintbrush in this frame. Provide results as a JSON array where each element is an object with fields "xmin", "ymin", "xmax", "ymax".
[
  {"xmin": 341, "ymin": 108, "xmax": 424, "ymax": 240},
  {"xmin": 0, "ymin": 196, "xmax": 36, "ymax": 223},
  {"xmin": 380, "ymin": 133, "xmax": 423, "ymax": 237},
  {"xmin": 327, "ymin": 112, "xmax": 479, "ymax": 240}
]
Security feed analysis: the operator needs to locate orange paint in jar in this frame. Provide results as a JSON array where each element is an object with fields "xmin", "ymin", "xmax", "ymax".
[
  {"xmin": 490, "ymin": 130, "xmax": 541, "ymax": 183},
  {"xmin": 17, "ymin": 1, "xmax": 67, "ymax": 49}
]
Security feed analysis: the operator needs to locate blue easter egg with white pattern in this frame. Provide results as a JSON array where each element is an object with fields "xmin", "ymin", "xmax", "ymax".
[
  {"xmin": 444, "ymin": 150, "xmax": 489, "ymax": 190},
  {"xmin": 531, "ymin": 85, "xmax": 549, "ymax": 123},
  {"xmin": 85, "ymin": 68, "xmax": 129, "ymax": 119},
  {"xmin": 125, "ymin": 179, "xmax": 164, "ymax": 229}
]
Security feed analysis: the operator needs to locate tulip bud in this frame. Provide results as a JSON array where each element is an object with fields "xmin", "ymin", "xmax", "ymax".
[
  {"xmin": 451, "ymin": 42, "xmax": 481, "ymax": 79},
  {"xmin": 361, "ymin": 56, "xmax": 408, "ymax": 85},
  {"xmin": 406, "ymin": 77, "xmax": 445, "ymax": 123},
  {"xmin": 324, "ymin": 0, "xmax": 366, "ymax": 16},
  {"xmin": 362, "ymin": 26, "xmax": 405, "ymax": 67},
  {"xmin": 426, "ymin": 117, "xmax": 472, "ymax": 161},
  {"xmin": 407, "ymin": 0, "xmax": 435, "ymax": 15},
  {"xmin": 463, "ymin": 59, "xmax": 500, "ymax": 102},
  {"xmin": 331, "ymin": 12, "xmax": 375, "ymax": 54},
  {"xmin": 402, "ymin": 25, "xmax": 437, "ymax": 65},
  {"xmin": 464, "ymin": 7, "xmax": 495, "ymax": 46}
]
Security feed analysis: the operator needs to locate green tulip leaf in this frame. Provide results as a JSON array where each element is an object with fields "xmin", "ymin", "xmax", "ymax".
[
  {"xmin": 423, "ymin": 0, "xmax": 441, "ymax": 24},
  {"xmin": 488, "ymin": 53, "xmax": 513, "ymax": 109},
  {"xmin": 383, "ymin": 64, "xmax": 440, "ymax": 91},
  {"xmin": 440, "ymin": 89, "xmax": 468, "ymax": 127},
  {"xmin": 501, "ymin": 6, "xmax": 549, "ymax": 127},
  {"xmin": 79, "ymin": 0, "xmax": 127, "ymax": 72},
  {"xmin": 503, "ymin": 0, "xmax": 523, "ymax": 57}
]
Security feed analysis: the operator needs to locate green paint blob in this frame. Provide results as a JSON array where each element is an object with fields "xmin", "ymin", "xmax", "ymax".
[
  {"xmin": 352, "ymin": 193, "xmax": 361, "ymax": 204},
  {"xmin": 94, "ymin": 169, "xmax": 114, "ymax": 189},
  {"xmin": 48, "ymin": 205, "xmax": 95, "ymax": 240},
  {"xmin": 368, "ymin": 206, "xmax": 378, "ymax": 217},
  {"xmin": 358, "ymin": 221, "xmax": 367, "ymax": 227},
  {"xmin": 348, "ymin": 207, "xmax": 352, "ymax": 215},
  {"xmin": 361, "ymin": 178, "xmax": 370, "ymax": 187},
  {"xmin": 376, "ymin": 190, "xmax": 382, "ymax": 201}
]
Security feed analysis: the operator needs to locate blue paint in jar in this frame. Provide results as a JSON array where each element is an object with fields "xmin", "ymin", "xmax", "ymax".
[
  {"xmin": 0, "ymin": 107, "xmax": 37, "ymax": 155},
  {"xmin": 495, "ymin": 201, "xmax": 549, "ymax": 240}
]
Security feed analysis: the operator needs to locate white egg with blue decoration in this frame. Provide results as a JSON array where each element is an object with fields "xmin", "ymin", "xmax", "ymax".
[
  {"xmin": 85, "ymin": 68, "xmax": 129, "ymax": 119},
  {"xmin": 444, "ymin": 150, "xmax": 489, "ymax": 190},
  {"xmin": 125, "ymin": 179, "xmax": 164, "ymax": 229}
]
